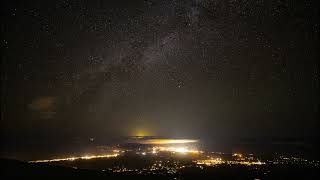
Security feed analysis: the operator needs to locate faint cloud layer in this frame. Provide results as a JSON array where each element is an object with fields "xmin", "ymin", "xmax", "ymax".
[{"xmin": 28, "ymin": 97, "xmax": 57, "ymax": 119}]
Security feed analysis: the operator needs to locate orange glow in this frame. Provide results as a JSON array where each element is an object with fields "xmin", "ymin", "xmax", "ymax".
[{"xmin": 131, "ymin": 128, "xmax": 153, "ymax": 137}]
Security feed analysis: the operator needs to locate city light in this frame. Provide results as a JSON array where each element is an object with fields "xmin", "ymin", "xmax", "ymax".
[
  {"xmin": 195, "ymin": 158, "xmax": 266, "ymax": 166},
  {"xmin": 29, "ymin": 153, "xmax": 119, "ymax": 163},
  {"xmin": 196, "ymin": 158, "xmax": 224, "ymax": 165},
  {"xmin": 27, "ymin": 146, "xmax": 319, "ymax": 178}
]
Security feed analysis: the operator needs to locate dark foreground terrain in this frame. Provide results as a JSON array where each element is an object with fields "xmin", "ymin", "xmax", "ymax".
[{"xmin": 1, "ymin": 158, "xmax": 319, "ymax": 180}]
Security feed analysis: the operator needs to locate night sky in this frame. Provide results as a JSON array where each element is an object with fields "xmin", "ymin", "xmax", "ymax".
[{"xmin": 1, "ymin": 0, "xmax": 319, "ymax": 148}]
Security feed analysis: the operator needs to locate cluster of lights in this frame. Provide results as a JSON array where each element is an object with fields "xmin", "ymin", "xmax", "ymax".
[
  {"xmin": 269, "ymin": 156, "xmax": 319, "ymax": 166},
  {"xmin": 195, "ymin": 158, "xmax": 265, "ymax": 166},
  {"xmin": 232, "ymin": 153, "xmax": 246, "ymax": 161},
  {"xmin": 196, "ymin": 158, "xmax": 224, "ymax": 165},
  {"xmin": 232, "ymin": 153, "xmax": 243, "ymax": 157},
  {"xmin": 29, "ymin": 153, "xmax": 119, "ymax": 163}
]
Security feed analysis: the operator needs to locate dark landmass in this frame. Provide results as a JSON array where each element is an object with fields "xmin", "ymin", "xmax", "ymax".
[
  {"xmin": 1, "ymin": 158, "xmax": 319, "ymax": 180},
  {"xmin": 0, "ymin": 159, "xmax": 170, "ymax": 180}
]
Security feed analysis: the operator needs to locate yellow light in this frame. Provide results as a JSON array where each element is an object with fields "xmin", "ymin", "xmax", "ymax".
[
  {"xmin": 152, "ymin": 147, "xmax": 157, "ymax": 154},
  {"xmin": 29, "ymin": 153, "xmax": 119, "ymax": 163},
  {"xmin": 131, "ymin": 127, "xmax": 153, "ymax": 137},
  {"xmin": 155, "ymin": 146, "xmax": 201, "ymax": 154},
  {"xmin": 174, "ymin": 147, "xmax": 188, "ymax": 153},
  {"xmin": 113, "ymin": 149, "xmax": 120, "ymax": 153},
  {"xmin": 138, "ymin": 139, "xmax": 199, "ymax": 145},
  {"xmin": 233, "ymin": 153, "xmax": 243, "ymax": 158},
  {"xmin": 196, "ymin": 158, "xmax": 224, "ymax": 165},
  {"xmin": 195, "ymin": 158, "xmax": 265, "ymax": 166}
]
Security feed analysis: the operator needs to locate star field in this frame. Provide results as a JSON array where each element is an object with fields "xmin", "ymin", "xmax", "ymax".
[{"xmin": 1, "ymin": 0, "xmax": 319, "ymax": 146}]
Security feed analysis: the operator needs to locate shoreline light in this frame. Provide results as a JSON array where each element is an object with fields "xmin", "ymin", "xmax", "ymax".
[{"xmin": 29, "ymin": 153, "xmax": 119, "ymax": 163}]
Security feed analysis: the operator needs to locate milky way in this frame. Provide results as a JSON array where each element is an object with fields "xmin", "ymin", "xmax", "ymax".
[{"xmin": 2, "ymin": 0, "xmax": 319, "ymax": 146}]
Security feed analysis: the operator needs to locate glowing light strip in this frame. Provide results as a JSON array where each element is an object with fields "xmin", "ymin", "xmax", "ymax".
[
  {"xmin": 29, "ymin": 153, "xmax": 119, "ymax": 163},
  {"xmin": 196, "ymin": 159, "xmax": 265, "ymax": 166},
  {"xmin": 154, "ymin": 146, "xmax": 202, "ymax": 154},
  {"xmin": 137, "ymin": 139, "xmax": 199, "ymax": 145}
]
